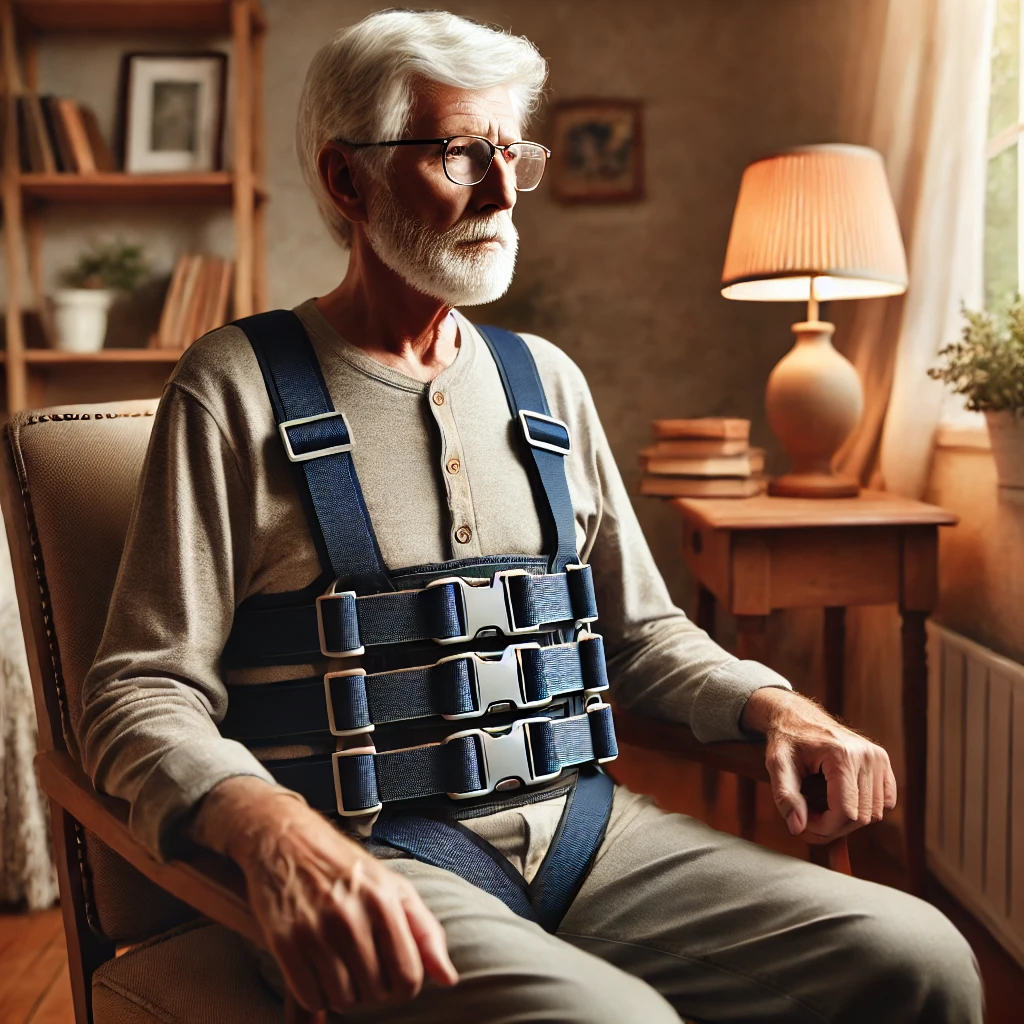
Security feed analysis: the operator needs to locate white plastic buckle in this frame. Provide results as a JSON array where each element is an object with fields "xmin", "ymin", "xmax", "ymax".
[
  {"xmin": 331, "ymin": 746, "xmax": 383, "ymax": 817},
  {"xmin": 439, "ymin": 643, "xmax": 548, "ymax": 720},
  {"xmin": 279, "ymin": 410, "xmax": 353, "ymax": 463},
  {"xmin": 427, "ymin": 569, "xmax": 537, "ymax": 645},
  {"xmin": 323, "ymin": 667, "xmax": 374, "ymax": 737},
  {"xmin": 519, "ymin": 409, "xmax": 571, "ymax": 456},
  {"xmin": 315, "ymin": 581, "xmax": 364, "ymax": 658},
  {"xmin": 444, "ymin": 717, "xmax": 560, "ymax": 799}
]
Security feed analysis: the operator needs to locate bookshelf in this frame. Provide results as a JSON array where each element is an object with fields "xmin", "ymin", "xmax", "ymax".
[{"xmin": 0, "ymin": 0, "xmax": 268, "ymax": 414}]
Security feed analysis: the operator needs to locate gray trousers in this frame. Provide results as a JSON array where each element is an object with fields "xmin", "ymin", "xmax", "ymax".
[{"xmin": 266, "ymin": 784, "xmax": 984, "ymax": 1023}]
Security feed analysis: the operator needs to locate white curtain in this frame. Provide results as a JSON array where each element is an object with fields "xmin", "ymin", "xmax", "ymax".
[
  {"xmin": 836, "ymin": 0, "xmax": 994, "ymax": 497},
  {"xmin": 832, "ymin": 0, "xmax": 995, "ymax": 797},
  {"xmin": 0, "ymin": 507, "xmax": 57, "ymax": 910}
]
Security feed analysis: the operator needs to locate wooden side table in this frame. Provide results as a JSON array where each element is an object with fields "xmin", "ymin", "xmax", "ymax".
[{"xmin": 673, "ymin": 490, "xmax": 957, "ymax": 895}]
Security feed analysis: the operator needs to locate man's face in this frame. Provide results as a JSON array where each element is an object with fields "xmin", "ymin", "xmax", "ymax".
[{"xmin": 361, "ymin": 82, "xmax": 522, "ymax": 307}]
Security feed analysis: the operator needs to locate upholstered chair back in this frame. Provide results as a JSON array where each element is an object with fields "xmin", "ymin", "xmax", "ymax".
[{"xmin": 2, "ymin": 399, "xmax": 196, "ymax": 943}]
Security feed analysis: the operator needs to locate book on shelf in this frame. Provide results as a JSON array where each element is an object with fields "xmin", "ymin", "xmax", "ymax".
[
  {"xmin": 652, "ymin": 417, "xmax": 750, "ymax": 441},
  {"xmin": 56, "ymin": 98, "xmax": 96, "ymax": 174},
  {"xmin": 645, "ymin": 436, "xmax": 749, "ymax": 458},
  {"xmin": 639, "ymin": 475, "xmax": 766, "ymax": 498},
  {"xmin": 153, "ymin": 253, "xmax": 234, "ymax": 350},
  {"xmin": 13, "ymin": 92, "xmax": 114, "ymax": 174},
  {"xmin": 640, "ymin": 447, "xmax": 765, "ymax": 478}
]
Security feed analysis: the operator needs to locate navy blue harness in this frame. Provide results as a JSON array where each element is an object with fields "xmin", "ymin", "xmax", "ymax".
[{"xmin": 221, "ymin": 310, "xmax": 618, "ymax": 931}]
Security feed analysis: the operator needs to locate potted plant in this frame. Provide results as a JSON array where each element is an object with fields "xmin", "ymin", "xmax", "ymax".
[
  {"xmin": 929, "ymin": 299, "xmax": 1024, "ymax": 489},
  {"xmin": 53, "ymin": 241, "xmax": 147, "ymax": 353}
]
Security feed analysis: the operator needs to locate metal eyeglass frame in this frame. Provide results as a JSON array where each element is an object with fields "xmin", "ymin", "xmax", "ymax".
[{"xmin": 334, "ymin": 135, "xmax": 552, "ymax": 191}]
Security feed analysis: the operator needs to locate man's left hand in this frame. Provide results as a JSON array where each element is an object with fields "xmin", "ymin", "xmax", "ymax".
[{"xmin": 741, "ymin": 687, "xmax": 897, "ymax": 844}]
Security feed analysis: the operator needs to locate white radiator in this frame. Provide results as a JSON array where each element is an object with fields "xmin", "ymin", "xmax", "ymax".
[{"xmin": 927, "ymin": 623, "xmax": 1024, "ymax": 966}]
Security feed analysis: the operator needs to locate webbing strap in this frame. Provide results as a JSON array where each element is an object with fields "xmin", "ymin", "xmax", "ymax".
[
  {"xmin": 223, "ymin": 565, "xmax": 598, "ymax": 665},
  {"xmin": 476, "ymin": 325, "xmax": 579, "ymax": 573},
  {"xmin": 373, "ymin": 816, "xmax": 538, "ymax": 921},
  {"xmin": 266, "ymin": 707, "xmax": 617, "ymax": 814},
  {"xmin": 234, "ymin": 310, "xmax": 392, "ymax": 594},
  {"xmin": 220, "ymin": 636, "xmax": 609, "ymax": 740},
  {"xmin": 529, "ymin": 768, "xmax": 614, "ymax": 931},
  {"xmin": 372, "ymin": 768, "xmax": 614, "ymax": 932}
]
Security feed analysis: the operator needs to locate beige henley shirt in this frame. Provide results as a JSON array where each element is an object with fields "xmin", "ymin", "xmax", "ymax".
[{"xmin": 80, "ymin": 299, "xmax": 790, "ymax": 859}]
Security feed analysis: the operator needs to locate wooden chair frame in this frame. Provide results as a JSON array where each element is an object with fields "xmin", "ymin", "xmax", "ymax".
[{"xmin": 0, "ymin": 418, "xmax": 848, "ymax": 1024}]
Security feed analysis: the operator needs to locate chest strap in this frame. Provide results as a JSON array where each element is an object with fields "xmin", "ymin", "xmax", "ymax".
[
  {"xmin": 476, "ymin": 325, "xmax": 578, "ymax": 574},
  {"xmin": 221, "ymin": 634, "xmax": 608, "ymax": 741},
  {"xmin": 235, "ymin": 309, "xmax": 392, "ymax": 593},
  {"xmin": 225, "ymin": 563, "xmax": 597, "ymax": 665},
  {"xmin": 267, "ymin": 703, "xmax": 617, "ymax": 815}
]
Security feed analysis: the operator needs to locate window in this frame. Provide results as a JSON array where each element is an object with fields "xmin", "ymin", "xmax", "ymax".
[
  {"xmin": 938, "ymin": 0, "xmax": 1019, "ymax": 437},
  {"xmin": 985, "ymin": 0, "xmax": 1022, "ymax": 309}
]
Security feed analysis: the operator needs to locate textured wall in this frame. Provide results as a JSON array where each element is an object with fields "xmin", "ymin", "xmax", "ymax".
[{"xmin": 10, "ymin": 0, "xmax": 879, "ymax": 638}]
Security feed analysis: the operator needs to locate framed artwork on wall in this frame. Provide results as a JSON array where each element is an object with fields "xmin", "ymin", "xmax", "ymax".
[
  {"xmin": 549, "ymin": 99, "xmax": 644, "ymax": 203},
  {"xmin": 120, "ymin": 52, "xmax": 227, "ymax": 173}
]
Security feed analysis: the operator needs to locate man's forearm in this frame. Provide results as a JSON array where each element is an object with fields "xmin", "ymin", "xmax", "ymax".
[{"xmin": 187, "ymin": 775, "xmax": 307, "ymax": 863}]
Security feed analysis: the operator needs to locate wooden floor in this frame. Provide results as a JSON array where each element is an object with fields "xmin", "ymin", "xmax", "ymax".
[{"xmin": 2, "ymin": 745, "xmax": 1023, "ymax": 1022}]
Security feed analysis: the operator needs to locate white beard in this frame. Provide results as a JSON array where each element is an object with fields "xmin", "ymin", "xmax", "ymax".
[{"xmin": 364, "ymin": 182, "xmax": 519, "ymax": 307}]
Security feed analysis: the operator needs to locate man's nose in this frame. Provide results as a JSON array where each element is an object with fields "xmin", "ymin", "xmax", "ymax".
[{"xmin": 472, "ymin": 148, "xmax": 517, "ymax": 215}]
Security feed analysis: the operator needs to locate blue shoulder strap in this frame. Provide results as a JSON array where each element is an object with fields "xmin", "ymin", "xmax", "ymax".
[
  {"xmin": 233, "ymin": 310, "xmax": 393, "ymax": 595},
  {"xmin": 475, "ymin": 325, "xmax": 580, "ymax": 573}
]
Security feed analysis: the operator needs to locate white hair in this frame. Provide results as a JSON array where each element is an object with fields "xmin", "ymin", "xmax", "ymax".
[{"xmin": 296, "ymin": 9, "xmax": 548, "ymax": 249}]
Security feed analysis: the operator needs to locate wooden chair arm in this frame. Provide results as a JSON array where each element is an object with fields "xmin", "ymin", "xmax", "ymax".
[
  {"xmin": 35, "ymin": 749, "xmax": 264, "ymax": 948},
  {"xmin": 610, "ymin": 706, "xmax": 850, "ymax": 873}
]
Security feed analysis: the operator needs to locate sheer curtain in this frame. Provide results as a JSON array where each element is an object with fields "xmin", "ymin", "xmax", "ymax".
[
  {"xmin": 832, "ymin": 0, "xmax": 994, "ymax": 802},
  {"xmin": 835, "ymin": 0, "xmax": 994, "ymax": 496},
  {"xmin": 0, "ymin": 508, "xmax": 57, "ymax": 909}
]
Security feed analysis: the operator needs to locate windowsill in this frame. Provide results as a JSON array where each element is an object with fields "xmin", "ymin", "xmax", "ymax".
[{"xmin": 934, "ymin": 424, "xmax": 991, "ymax": 451}]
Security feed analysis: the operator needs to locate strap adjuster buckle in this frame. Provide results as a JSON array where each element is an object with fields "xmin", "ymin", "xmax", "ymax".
[
  {"xmin": 439, "ymin": 642, "xmax": 548, "ymax": 720},
  {"xmin": 427, "ymin": 570, "xmax": 537, "ymax": 646},
  {"xmin": 279, "ymin": 410, "xmax": 354, "ymax": 462},
  {"xmin": 585, "ymin": 698, "xmax": 618, "ymax": 764},
  {"xmin": 519, "ymin": 410, "xmax": 571, "ymax": 456},
  {"xmin": 324, "ymin": 668, "xmax": 374, "ymax": 736},
  {"xmin": 315, "ymin": 583, "xmax": 364, "ymax": 658},
  {"xmin": 331, "ymin": 746, "xmax": 383, "ymax": 817},
  {"xmin": 444, "ymin": 718, "xmax": 560, "ymax": 800}
]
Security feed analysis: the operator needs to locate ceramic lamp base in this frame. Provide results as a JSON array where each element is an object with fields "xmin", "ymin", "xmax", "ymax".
[
  {"xmin": 769, "ymin": 471, "xmax": 859, "ymax": 498},
  {"xmin": 764, "ymin": 320, "xmax": 864, "ymax": 500}
]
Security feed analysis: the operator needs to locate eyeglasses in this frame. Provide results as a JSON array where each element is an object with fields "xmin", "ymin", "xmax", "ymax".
[{"xmin": 336, "ymin": 135, "xmax": 551, "ymax": 191}]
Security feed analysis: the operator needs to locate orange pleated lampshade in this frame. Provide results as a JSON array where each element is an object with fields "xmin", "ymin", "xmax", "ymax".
[{"xmin": 721, "ymin": 144, "xmax": 908, "ymax": 303}]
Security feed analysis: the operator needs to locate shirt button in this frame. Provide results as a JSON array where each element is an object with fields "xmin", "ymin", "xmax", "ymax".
[
  {"xmin": 455, "ymin": 525, "xmax": 472, "ymax": 544},
  {"xmin": 447, "ymin": 458, "xmax": 461, "ymax": 474},
  {"xmin": 432, "ymin": 391, "xmax": 445, "ymax": 406}
]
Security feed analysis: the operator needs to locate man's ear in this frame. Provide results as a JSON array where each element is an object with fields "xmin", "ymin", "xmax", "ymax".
[{"xmin": 318, "ymin": 141, "xmax": 369, "ymax": 227}]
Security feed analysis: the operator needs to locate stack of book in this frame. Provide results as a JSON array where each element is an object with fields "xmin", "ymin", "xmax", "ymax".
[
  {"xmin": 8, "ymin": 93, "xmax": 115, "ymax": 173},
  {"xmin": 639, "ymin": 418, "xmax": 767, "ymax": 498},
  {"xmin": 151, "ymin": 253, "xmax": 235, "ymax": 350}
]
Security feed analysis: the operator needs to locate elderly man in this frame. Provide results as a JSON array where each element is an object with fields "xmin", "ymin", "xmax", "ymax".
[{"xmin": 81, "ymin": 9, "xmax": 981, "ymax": 1023}]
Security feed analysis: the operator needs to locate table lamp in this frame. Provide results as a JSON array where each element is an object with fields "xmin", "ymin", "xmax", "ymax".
[{"xmin": 721, "ymin": 144, "xmax": 908, "ymax": 497}]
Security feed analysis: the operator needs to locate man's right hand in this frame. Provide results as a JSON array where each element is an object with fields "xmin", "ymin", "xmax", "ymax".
[{"xmin": 189, "ymin": 776, "xmax": 459, "ymax": 1014}]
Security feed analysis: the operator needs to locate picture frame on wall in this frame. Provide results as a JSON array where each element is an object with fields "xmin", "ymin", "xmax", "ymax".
[
  {"xmin": 549, "ymin": 99, "xmax": 644, "ymax": 203},
  {"xmin": 120, "ymin": 51, "xmax": 227, "ymax": 173}
]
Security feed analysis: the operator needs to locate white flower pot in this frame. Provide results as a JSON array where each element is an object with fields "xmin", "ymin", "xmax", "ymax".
[
  {"xmin": 52, "ymin": 288, "xmax": 115, "ymax": 353},
  {"xmin": 984, "ymin": 410, "xmax": 1024, "ymax": 491}
]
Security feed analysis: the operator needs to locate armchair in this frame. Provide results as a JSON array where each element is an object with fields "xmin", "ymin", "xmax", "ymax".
[{"xmin": 0, "ymin": 398, "xmax": 846, "ymax": 1024}]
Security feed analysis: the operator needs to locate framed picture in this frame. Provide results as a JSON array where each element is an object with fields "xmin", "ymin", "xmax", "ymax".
[
  {"xmin": 120, "ymin": 52, "xmax": 227, "ymax": 173},
  {"xmin": 549, "ymin": 99, "xmax": 644, "ymax": 203}
]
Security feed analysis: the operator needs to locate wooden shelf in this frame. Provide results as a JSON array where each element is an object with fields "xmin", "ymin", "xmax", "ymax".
[
  {"xmin": 13, "ymin": 0, "xmax": 264, "ymax": 34},
  {"xmin": 22, "ymin": 348, "xmax": 186, "ymax": 364},
  {"xmin": 19, "ymin": 172, "xmax": 267, "ymax": 206}
]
